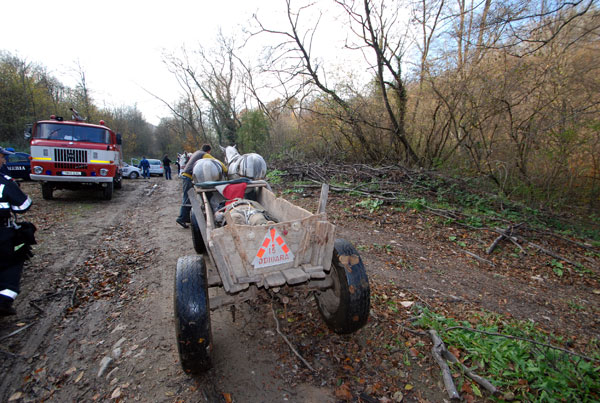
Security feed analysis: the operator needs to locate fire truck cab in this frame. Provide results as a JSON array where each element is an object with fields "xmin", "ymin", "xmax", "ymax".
[{"xmin": 26, "ymin": 113, "xmax": 123, "ymax": 200}]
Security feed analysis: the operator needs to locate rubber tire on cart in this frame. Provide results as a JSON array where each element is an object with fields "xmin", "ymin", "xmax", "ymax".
[
  {"xmin": 174, "ymin": 255, "xmax": 212, "ymax": 373},
  {"xmin": 129, "ymin": 171, "xmax": 139, "ymax": 179},
  {"xmin": 41, "ymin": 183, "xmax": 53, "ymax": 200},
  {"xmin": 114, "ymin": 174, "xmax": 122, "ymax": 190},
  {"xmin": 190, "ymin": 209, "xmax": 207, "ymax": 255},
  {"xmin": 102, "ymin": 181, "xmax": 113, "ymax": 200},
  {"xmin": 315, "ymin": 238, "xmax": 370, "ymax": 334}
]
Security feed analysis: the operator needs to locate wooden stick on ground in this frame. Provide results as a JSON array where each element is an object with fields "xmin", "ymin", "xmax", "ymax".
[
  {"xmin": 271, "ymin": 304, "xmax": 316, "ymax": 372},
  {"xmin": 429, "ymin": 329, "xmax": 461, "ymax": 401},
  {"xmin": 0, "ymin": 323, "xmax": 34, "ymax": 342},
  {"xmin": 487, "ymin": 223, "xmax": 524, "ymax": 255},
  {"xmin": 442, "ymin": 349, "xmax": 498, "ymax": 395},
  {"xmin": 461, "ymin": 249, "xmax": 495, "ymax": 266}
]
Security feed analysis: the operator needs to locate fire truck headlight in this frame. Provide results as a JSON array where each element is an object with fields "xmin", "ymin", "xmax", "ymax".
[
  {"xmin": 100, "ymin": 168, "xmax": 109, "ymax": 176},
  {"xmin": 33, "ymin": 166, "xmax": 43, "ymax": 174}
]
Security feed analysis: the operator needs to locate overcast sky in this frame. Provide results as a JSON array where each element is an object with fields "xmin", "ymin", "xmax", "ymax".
[{"xmin": 1, "ymin": 0, "xmax": 287, "ymax": 125}]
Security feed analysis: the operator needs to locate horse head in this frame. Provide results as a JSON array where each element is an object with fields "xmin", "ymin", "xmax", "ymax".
[{"xmin": 220, "ymin": 145, "xmax": 240, "ymax": 165}]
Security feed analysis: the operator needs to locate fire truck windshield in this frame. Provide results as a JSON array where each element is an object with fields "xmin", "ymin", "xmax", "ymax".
[{"xmin": 34, "ymin": 123, "xmax": 111, "ymax": 144}]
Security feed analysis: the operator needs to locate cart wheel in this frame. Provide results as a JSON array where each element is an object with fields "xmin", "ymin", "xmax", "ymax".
[
  {"xmin": 174, "ymin": 255, "xmax": 212, "ymax": 373},
  {"xmin": 190, "ymin": 209, "xmax": 207, "ymax": 254},
  {"xmin": 315, "ymin": 239, "xmax": 370, "ymax": 334}
]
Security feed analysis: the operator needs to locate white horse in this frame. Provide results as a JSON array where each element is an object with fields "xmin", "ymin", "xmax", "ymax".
[
  {"xmin": 192, "ymin": 158, "xmax": 224, "ymax": 183},
  {"xmin": 220, "ymin": 145, "xmax": 267, "ymax": 180},
  {"xmin": 177, "ymin": 153, "xmax": 188, "ymax": 177}
]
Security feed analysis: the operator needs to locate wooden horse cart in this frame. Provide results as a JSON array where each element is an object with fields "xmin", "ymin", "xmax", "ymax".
[{"xmin": 174, "ymin": 178, "xmax": 370, "ymax": 374}]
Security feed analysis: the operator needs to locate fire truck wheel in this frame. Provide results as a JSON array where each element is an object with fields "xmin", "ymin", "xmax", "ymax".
[
  {"xmin": 114, "ymin": 174, "xmax": 122, "ymax": 190},
  {"xmin": 315, "ymin": 238, "xmax": 370, "ymax": 334},
  {"xmin": 190, "ymin": 209, "xmax": 207, "ymax": 254},
  {"xmin": 102, "ymin": 182, "xmax": 113, "ymax": 200},
  {"xmin": 41, "ymin": 183, "xmax": 53, "ymax": 200},
  {"xmin": 174, "ymin": 255, "xmax": 212, "ymax": 374}
]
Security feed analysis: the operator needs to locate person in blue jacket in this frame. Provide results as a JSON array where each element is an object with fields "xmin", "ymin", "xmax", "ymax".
[{"xmin": 139, "ymin": 156, "xmax": 150, "ymax": 179}]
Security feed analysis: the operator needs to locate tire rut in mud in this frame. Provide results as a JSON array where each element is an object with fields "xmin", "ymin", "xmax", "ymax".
[{"xmin": 0, "ymin": 181, "xmax": 150, "ymax": 401}]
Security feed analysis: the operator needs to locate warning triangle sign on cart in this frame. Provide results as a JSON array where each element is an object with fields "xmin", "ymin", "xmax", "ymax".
[{"xmin": 252, "ymin": 228, "xmax": 295, "ymax": 268}]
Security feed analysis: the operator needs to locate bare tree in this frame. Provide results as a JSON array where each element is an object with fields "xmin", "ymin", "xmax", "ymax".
[
  {"xmin": 72, "ymin": 60, "xmax": 93, "ymax": 121},
  {"xmin": 254, "ymin": 0, "xmax": 412, "ymax": 163},
  {"xmin": 339, "ymin": 0, "xmax": 420, "ymax": 164},
  {"xmin": 163, "ymin": 33, "xmax": 244, "ymax": 147}
]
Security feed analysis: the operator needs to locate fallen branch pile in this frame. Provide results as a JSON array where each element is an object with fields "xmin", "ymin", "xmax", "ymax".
[{"xmin": 272, "ymin": 160, "xmax": 600, "ymax": 272}]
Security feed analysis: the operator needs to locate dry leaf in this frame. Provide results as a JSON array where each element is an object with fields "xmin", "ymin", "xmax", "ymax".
[
  {"xmin": 75, "ymin": 371, "xmax": 84, "ymax": 383},
  {"xmin": 461, "ymin": 382, "xmax": 473, "ymax": 394},
  {"xmin": 111, "ymin": 387, "xmax": 121, "ymax": 399},
  {"xmin": 334, "ymin": 384, "xmax": 353, "ymax": 400},
  {"xmin": 449, "ymin": 346, "xmax": 461, "ymax": 359},
  {"xmin": 8, "ymin": 392, "xmax": 22, "ymax": 401},
  {"xmin": 65, "ymin": 366, "xmax": 77, "ymax": 376}
]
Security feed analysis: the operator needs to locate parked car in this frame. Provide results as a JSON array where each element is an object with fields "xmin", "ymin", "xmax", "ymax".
[
  {"xmin": 148, "ymin": 159, "xmax": 164, "ymax": 176},
  {"xmin": 5, "ymin": 151, "xmax": 31, "ymax": 180},
  {"xmin": 122, "ymin": 162, "xmax": 142, "ymax": 179}
]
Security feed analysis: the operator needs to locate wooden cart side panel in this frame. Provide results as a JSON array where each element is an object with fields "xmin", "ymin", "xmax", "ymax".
[
  {"xmin": 210, "ymin": 231, "xmax": 249, "ymax": 293},
  {"xmin": 224, "ymin": 209, "xmax": 251, "ymax": 278},
  {"xmin": 257, "ymin": 187, "xmax": 312, "ymax": 222},
  {"xmin": 201, "ymin": 192, "xmax": 215, "ymax": 233},
  {"xmin": 188, "ymin": 189, "xmax": 245, "ymax": 292},
  {"xmin": 188, "ymin": 188, "xmax": 208, "ymax": 245},
  {"xmin": 316, "ymin": 221, "xmax": 336, "ymax": 272}
]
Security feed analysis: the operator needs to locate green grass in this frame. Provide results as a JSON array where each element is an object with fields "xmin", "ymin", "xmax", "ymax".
[
  {"xmin": 266, "ymin": 169, "xmax": 286, "ymax": 185},
  {"xmin": 397, "ymin": 173, "xmax": 600, "ymax": 243},
  {"xmin": 356, "ymin": 198, "xmax": 383, "ymax": 213},
  {"xmin": 415, "ymin": 307, "xmax": 600, "ymax": 402}
]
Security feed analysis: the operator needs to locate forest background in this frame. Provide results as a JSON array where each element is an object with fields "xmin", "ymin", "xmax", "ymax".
[{"xmin": 1, "ymin": 0, "xmax": 598, "ymax": 211}]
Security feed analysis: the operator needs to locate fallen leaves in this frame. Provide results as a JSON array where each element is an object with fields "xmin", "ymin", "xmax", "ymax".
[
  {"xmin": 249, "ymin": 282, "xmax": 431, "ymax": 401},
  {"xmin": 334, "ymin": 383, "xmax": 353, "ymax": 400}
]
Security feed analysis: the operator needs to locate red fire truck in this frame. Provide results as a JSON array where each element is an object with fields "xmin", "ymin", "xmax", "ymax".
[{"xmin": 26, "ymin": 110, "xmax": 123, "ymax": 200}]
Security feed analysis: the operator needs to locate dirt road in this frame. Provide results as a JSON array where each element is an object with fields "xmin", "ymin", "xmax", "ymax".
[
  {"xmin": 0, "ymin": 178, "xmax": 335, "ymax": 402},
  {"xmin": 2, "ymin": 175, "xmax": 597, "ymax": 402}
]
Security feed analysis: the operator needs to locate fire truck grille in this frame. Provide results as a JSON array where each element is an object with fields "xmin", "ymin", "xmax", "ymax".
[
  {"xmin": 54, "ymin": 162, "xmax": 88, "ymax": 170},
  {"xmin": 54, "ymin": 148, "xmax": 87, "ymax": 163}
]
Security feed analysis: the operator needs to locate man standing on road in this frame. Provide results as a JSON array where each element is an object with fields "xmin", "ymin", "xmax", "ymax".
[
  {"xmin": 176, "ymin": 144, "xmax": 226, "ymax": 228},
  {"xmin": 139, "ymin": 156, "xmax": 150, "ymax": 179},
  {"xmin": 162, "ymin": 154, "xmax": 172, "ymax": 180},
  {"xmin": 0, "ymin": 147, "xmax": 33, "ymax": 316}
]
